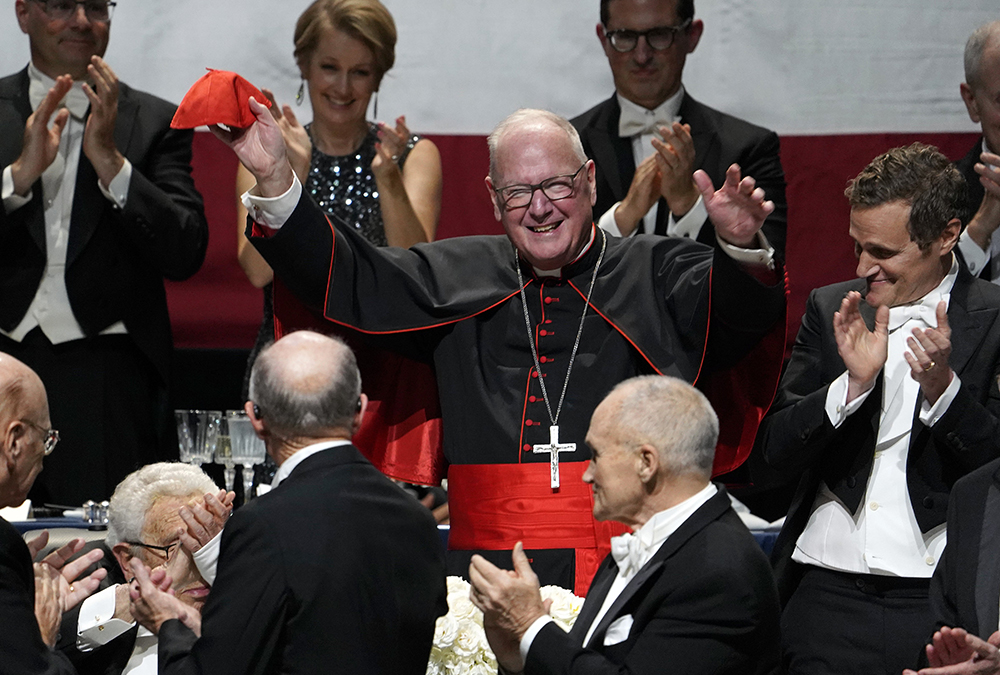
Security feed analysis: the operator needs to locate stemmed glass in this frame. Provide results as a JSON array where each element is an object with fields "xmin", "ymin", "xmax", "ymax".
[
  {"xmin": 226, "ymin": 410, "xmax": 267, "ymax": 504},
  {"xmin": 214, "ymin": 413, "xmax": 236, "ymax": 493},
  {"xmin": 174, "ymin": 410, "xmax": 221, "ymax": 466}
]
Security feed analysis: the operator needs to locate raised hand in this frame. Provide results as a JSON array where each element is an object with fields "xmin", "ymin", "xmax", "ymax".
[
  {"xmin": 261, "ymin": 88, "xmax": 312, "ymax": 183},
  {"xmin": 179, "ymin": 489, "xmax": 234, "ymax": 553},
  {"xmin": 209, "ymin": 96, "xmax": 293, "ymax": 198},
  {"xmin": 615, "ymin": 153, "xmax": 662, "ymax": 236},
  {"xmin": 696, "ymin": 164, "xmax": 774, "ymax": 248},
  {"xmin": 33, "ymin": 562, "xmax": 63, "ymax": 647},
  {"xmin": 371, "ymin": 115, "xmax": 413, "ymax": 184},
  {"xmin": 82, "ymin": 56, "xmax": 125, "ymax": 188},
  {"xmin": 9, "ymin": 75, "xmax": 72, "ymax": 196},
  {"xmin": 902, "ymin": 626, "xmax": 1000, "ymax": 674},
  {"xmin": 129, "ymin": 558, "xmax": 200, "ymax": 636},
  {"xmin": 904, "ymin": 301, "xmax": 954, "ymax": 405},
  {"xmin": 652, "ymin": 121, "xmax": 699, "ymax": 217},
  {"xmin": 833, "ymin": 291, "xmax": 888, "ymax": 402},
  {"xmin": 31, "ymin": 535, "xmax": 108, "ymax": 610}
]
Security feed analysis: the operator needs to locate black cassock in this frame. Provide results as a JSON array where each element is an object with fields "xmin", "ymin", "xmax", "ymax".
[{"xmin": 250, "ymin": 193, "xmax": 785, "ymax": 593}]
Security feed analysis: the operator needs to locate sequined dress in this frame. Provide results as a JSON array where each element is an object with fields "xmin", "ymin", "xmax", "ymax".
[{"xmin": 243, "ymin": 123, "xmax": 421, "ymax": 396}]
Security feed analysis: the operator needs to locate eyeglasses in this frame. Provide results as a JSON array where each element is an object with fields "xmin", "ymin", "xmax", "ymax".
[
  {"xmin": 127, "ymin": 541, "xmax": 180, "ymax": 564},
  {"xmin": 20, "ymin": 419, "xmax": 59, "ymax": 455},
  {"xmin": 31, "ymin": 0, "xmax": 116, "ymax": 22},
  {"xmin": 604, "ymin": 19, "xmax": 692, "ymax": 53},
  {"xmin": 493, "ymin": 163, "xmax": 587, "ymax": 210}
]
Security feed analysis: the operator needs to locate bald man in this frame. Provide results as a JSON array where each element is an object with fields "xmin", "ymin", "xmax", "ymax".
[
  {"xmin": 129, "ymin": 331, "xmax": 447, "ymax": 675},
  {"xmin": 0, "ymin": 353, "xmax": 106, "ymax": 674}
]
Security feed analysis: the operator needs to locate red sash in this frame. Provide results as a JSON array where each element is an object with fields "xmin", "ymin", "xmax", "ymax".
[{"xmin": 447, "ymin": 462, "xmax": 628, "ymax": 595}]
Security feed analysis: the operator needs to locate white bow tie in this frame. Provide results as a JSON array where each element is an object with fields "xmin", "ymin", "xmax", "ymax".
[
  {"xmin": 887, "ymin": 297, "xmax": 941, "ymax": 332},
  {"xmin": 618, "ymin": 107, "xmax": 679, "ymax": 138},
  {"xmin": 610, "ymin": 532, "xmax": 645, "ymax": 575},
  {"xmin": 29, "ymin": 78, "xmax": 90, "ymax": 120}
]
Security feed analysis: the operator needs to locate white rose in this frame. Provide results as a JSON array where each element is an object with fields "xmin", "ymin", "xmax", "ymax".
[
  {"xmin": 452, "ymin": 622, "xmax": 487, "ymax": 660},
  {"xmin": 448, "ymin": 594, "xmax": 481, "ymax": 625},
  {"xmin": 467, "ymin": 662, "xmax": 496, "ymax": 675},
  {"xmin": 541, "ymin": 585, "xmax": 584, "ymax": 629},
  {"xmin": 446, "ymin": 576, "xmax": 470, "ymax": 595},
  {"xmin": 433, "ymin": 614, "xmax": 460, "ymax": 650}
]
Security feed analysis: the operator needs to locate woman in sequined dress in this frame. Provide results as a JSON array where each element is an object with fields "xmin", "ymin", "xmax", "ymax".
[{"xmin": 235, "ymin": 0, "xmax": 442, "ymax": 391}]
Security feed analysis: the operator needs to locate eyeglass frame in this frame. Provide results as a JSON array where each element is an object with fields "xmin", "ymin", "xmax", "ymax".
[
  {"xmin": 30, "ymin": 0, "xmax": 116, "ymax": 22},
  {"xmin": 127, "ymin": 541, "xmax": 181, "ymax": 564},
  {"xmin": 492, "ymin": 163, "xmax": 588, "ymax": 211},
  {"xmin": 603, "ymin": 18, "xmax": 692, "ymax": 53},
  {"xmin": 20, "ymin": 419, "xmax": 59, "ymax": 455}
]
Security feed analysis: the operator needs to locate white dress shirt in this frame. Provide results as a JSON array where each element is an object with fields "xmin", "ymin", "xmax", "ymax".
[
  {"xmin": 0, "ymin": 61, "xmax": 132, "ymax": 343},
  {"xmin": 519, "ymin": 483, "xmax": 719, "ymax": 660},
  {"xmin": 792, "ymin": 259, "xmax": 960, "ymax": 577}
]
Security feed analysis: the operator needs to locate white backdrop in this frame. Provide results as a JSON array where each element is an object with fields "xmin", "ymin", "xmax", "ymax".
[{"xmin": 1, "ymin": 0, "xmax": 997, "ymax": 136}]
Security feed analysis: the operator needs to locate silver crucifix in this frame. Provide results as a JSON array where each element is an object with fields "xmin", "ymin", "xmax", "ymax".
[{"xmin": 533, "ymin": 425, "xmax": 576, "ymax": 489}]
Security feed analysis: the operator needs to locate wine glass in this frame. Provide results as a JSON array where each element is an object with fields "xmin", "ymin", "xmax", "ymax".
[
  {"xmin": 175, "ymin": 410, "xmax": 197, "ymax": 464},
  {"xmin": 175, "ymin": 410, "xmax": 221, "ymax": 466},
  {"xmin": 214, "ymin": 414, "xmax": 235, "ymax": 493},
  {"xmin": 227, "ymin": 410, "xmax": 267, "ymax": 504},
  {"xmin": 198, "ymin": 411, "xmax": 222, "ymax": 466}
]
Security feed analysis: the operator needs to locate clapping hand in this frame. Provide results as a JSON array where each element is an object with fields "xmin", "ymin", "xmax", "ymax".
[
  {"xmin": 81, "ymin": 56, "xmax": 125, "ymax": 187},
  {"xmin": 833, "ymin": 291, "xmax": 889, "ymax": 402},
  {"xmin": 10, "ymin": 75, "xmax": 72, "ymax": 196},
  {"xmin": 696, "ymin": 164, "xmax": 774, "ymax": 248},
  {"xmin": 371, "ymin": 115, "xmax": 413, "ymax": 184},
  {"xmin": 651, "ymin": 122, "xmax": 699, "ymax": 217},
  {"xmin": 902, "ymin": 626, "xmax": 1000, "ymax": 674},
  {"xmin": 129, "ymin": 559, "xmax": 201, "ymax": 637},
  {"xmin": 904, "ymin": 301, "xmax": 954, "ymax": 405}
]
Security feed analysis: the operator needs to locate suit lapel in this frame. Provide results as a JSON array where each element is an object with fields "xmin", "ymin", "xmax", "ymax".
[
  {"xmin": 976, "ymin": 472, "xmax": 1000, "ymax": 634},
  {"xmin": 570, "ymin": 556, "xmax": 618, "ymax": 645},
  {"xmin": 585, "ymin": 96, "xmax": 632, "ymax": 204},
  {"xmin": 946, "ymin": 268, "xmax": 996, "ymax": 376},
  {"xmin": 0, "ymin": 69, "xmax": 47, "ymax": 253},
  {"xmin": 680, "ymin": 94, "xmax": 719, "ymax": 183}
]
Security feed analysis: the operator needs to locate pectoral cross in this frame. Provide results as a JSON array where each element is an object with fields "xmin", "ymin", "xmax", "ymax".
[{"xmin": 533, "ymin": 425, "xmax": 576, "ymax": 489}]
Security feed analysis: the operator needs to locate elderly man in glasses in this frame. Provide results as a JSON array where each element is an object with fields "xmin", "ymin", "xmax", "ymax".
[
  {"xmin": 572, "ymin": 0, "xmax": 787, "ymax": 260},
  {"xmin": 224, "ymin": 103, "xmax": 786, "ymax": 595},
  {"xmin": 58, "ymin": 462, "xmax": 231, "ymax": 675},
  {"xmin": 0, "ymin": 0, "xmax": 209, "ymax": 506}
]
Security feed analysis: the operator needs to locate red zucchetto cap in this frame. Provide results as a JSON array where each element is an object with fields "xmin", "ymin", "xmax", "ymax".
[{"xmin": 170, "ymin": 68, "xmax": 271, "ymax": 129}]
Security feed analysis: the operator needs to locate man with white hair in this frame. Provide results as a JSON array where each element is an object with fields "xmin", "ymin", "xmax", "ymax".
[
  {"xmin": 227, "ymin": 102, "xmax": 786, "ymax": 593},
  {"xmin": 60, "ymin": 462, "xmax": 229, "ymax": 675},
  {"xmin": 129, "ymin": 331, "xmax": 447, "ymax": 675},
  {"xmin": 469, "ymin": 375, "xmax": 782, "ymax": 675},
  {"xmin": 955, "ymin": 20, "xmax": 1000, "ymax": 282}
]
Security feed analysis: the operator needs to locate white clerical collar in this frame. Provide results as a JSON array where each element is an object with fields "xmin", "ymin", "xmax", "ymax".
[
  {"xmin": 616, "ymin": 85, "xmax": 685, "ymax": 138},
  {"xmin": 531, "ymin": 225, "xmax": 597, "ymax": 278},
  {"xmin": 270, "ymin": 439, "xmax": 352, "ymax": 488},
  {"xmin": 27, "ymin": 61, "xmax": 90, "ymax": 119},
  {"xmin": 632, "ymin": 482, "xmax": 717, "ymax": 551}
]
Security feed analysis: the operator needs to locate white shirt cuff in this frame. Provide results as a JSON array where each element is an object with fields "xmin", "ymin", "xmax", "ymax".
[
  {"xmin": 241, "ymin": 175, "xmax": 302, "ymax": 230},
  {"xmin": 77, "ymin": 585, "xmax": 134, "ymax": 650},
  {"xmin": 958, "ymin": 229, "xmax": 990, "ymax": 276},
  {"xmin": 825, "ymin": 370, "xmax": 874, "ymax": 427},
  {"xmin": 97, "ymin": 159, "xmax": 131, "ymax": 208},
  {"xmin": 192, "ymin": 532, "xmax": 221, "ymax": 586},
  {"xmin": 2, "ymin": 165, "xmax": 31, "ymax": 213},
  {"xmin": 520, "ymin": 615, "xmax": 554, "ymax": 664},
  {"xmin": 715, "ymin": 230, "xmax": 776, "ymax": 268},
  {"xmin": 667, "ymin": 195, "xmax": 706, "ymax": 239},
  {"xmin": 597, "ymin": 202, "xmax": 626, "ymax": 238},
  {"xmin": 919, "ymin": 373, "xmax": 962, "ymax": 427}
]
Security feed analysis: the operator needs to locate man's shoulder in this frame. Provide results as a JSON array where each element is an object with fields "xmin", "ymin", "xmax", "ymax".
[
  {"xmin": 807, "ymin": 278, "xmax": 865, "ymax": 307},
  {"xmin": 954, "ymin": 455, "xmax": 1000, "ymax": 499},
  {"xmin": 0, "ymin": 69, "xmax": 28, "ymax": 97},
  {"xmin": 681, "ymin": 94, "xmax": 777, "ymax": 143},
  {"xmin": 570, "ymin": 95, "xmax": 617, "ymax": 133}
]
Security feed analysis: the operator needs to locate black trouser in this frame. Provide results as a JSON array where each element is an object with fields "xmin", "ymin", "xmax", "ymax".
[{"xmin": 782, "ymin": 564, "xmax": 933, "ymax": 675}]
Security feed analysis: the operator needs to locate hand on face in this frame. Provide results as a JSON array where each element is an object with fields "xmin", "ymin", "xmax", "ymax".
[
  {"xmin": 695, "ymin": 163, "xmax": 773, "ymax": 248},
  {"xmin": 833, "ymin": 291, "xmax": 889, "ymax": 402},
  {"xmin": 178, "ymin": 489, "xmax": 234, "ymax": 553}
]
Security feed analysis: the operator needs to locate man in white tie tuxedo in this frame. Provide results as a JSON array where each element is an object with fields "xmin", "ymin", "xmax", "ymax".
[
  {"xmin": 469, "ymin": 375, "xmax": 782, "ymax": 675},
  {"xmin": 756, "ymin": 143, "xmax": 1000, "ymax": 675},
  {"xmin": 571, "ymin": 0, "xmax": 787, "ymax": 258}
]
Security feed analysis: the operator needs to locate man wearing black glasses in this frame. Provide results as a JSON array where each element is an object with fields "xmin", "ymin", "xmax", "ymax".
[
  {"xmin": 0, "ymin": 0, "xmax": 209, "ymax": 505},
  {"xmin": 572, "ymin": 0, "xmax": 787, "ymax": 259}
]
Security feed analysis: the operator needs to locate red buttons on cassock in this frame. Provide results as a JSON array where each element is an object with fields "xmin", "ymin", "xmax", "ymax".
[
  {"xmin": 532, "ymin": 371, "xmax": 538, "ymax": 378},
  {"xmin": 523, "ymin": 444, "xmax": 531, "ymax": 452},
  {"xmin": 539, "ymin": 356, "xmax": 548, "ymax": 363},
  {"xmin": 545, "ymin": 319, "xmax": 552, "ymax": 324},
  {"xmin": 525, "ymin": 419, "xmax": 533, "ymax": 426},
  {"xmin": 539, "ymin": 330, "xmax": 547, "ymax": 336},
  {"xmin": 544, "ymin": 297, "xmax": 552, "ymax": 304},
  {"xmin": 529, "ymin": 396, "xmax": 537, "ymax": 402}
]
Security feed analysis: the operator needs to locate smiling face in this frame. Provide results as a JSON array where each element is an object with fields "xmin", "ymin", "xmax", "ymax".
[
  {"xmin": 583, "ymin": 394, "xmax": 645, "ymax": 528},
  {"xmin": 599, "ymin": 0, "xmax": 701, "ymax": 110},
  {"xmin": 486, "ymin": 121, "xmax": 596, "ymax": 271},
  {"xmin": 133, "ymin": 496, "xmax": 211, "ymax": 611},
  {"xmin": 850, "ymin": 201, "xmax": 956, "ymax": 308},
  {"xmin": 303, "ymin": 26, "xmax": 378, "ymax": 131},
  {"xmin": 16, "ymin": 0, "xmax": 110, "ymax": 81}
]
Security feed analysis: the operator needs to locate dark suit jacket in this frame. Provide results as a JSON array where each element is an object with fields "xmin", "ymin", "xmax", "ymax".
[
  {"xmin": 571, "ymin": 93, "xmax": 787, "ymax": 259},
  {"xmin": 957, "ymin": 139, "xmax": 985, "ymax": 222},
  {"xmin": 524, "ymin": 487, "xmax": 782, "ymax": 675},
  {"xmin": 758, "ymin": 268, "xmax": 1000, "ymax": 602},
  {"xmin": 0, "ymin": 517, "xmax": 76, "ymax": 675},
  {"xmin": 0, "ymin": 67, "xmax": 208, "ymax": 382},
  {"xmin": 157, "ymin": 444, "xmax": 448, "ymax": 675},
  {"xmin": 926, "ymin": 456, "xmax": 1000, "ymax": 642}
]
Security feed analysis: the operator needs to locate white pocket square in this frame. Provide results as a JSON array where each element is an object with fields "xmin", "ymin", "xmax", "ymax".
[{"xmin": 603, "ymin": 614, "xmax": 634, "ymax": 646}]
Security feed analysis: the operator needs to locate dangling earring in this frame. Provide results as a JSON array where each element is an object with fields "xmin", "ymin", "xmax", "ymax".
[
  {"xmin": 296, "ymin": 80, "xmax": 305, "ymax": 107},
  {"xmin": 373, "ymin": 90, "xmax": 378, "ymax": 119}
]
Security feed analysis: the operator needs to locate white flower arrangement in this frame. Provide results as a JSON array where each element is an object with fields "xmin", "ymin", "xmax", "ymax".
[{"xmin": 426, "ymin": 576, "xmax": 584, "ymax": 675}]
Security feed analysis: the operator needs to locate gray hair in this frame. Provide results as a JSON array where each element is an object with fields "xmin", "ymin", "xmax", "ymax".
[
  {"xmin": 965, "ymin": 21, "xmax": 1000, "ymax": 89},
  {"xmin": 605, "ymin": 376, "xmax": 718, "ymax": 479},
  {"xmin": 106, "ymin": 462, "xmax": 218, "ymax": 546},
  {"xmin": 487, "ymin": 109, "xmax": 588, "ymax": 184},
  {"xmin": 248, "ymin": 332, "xmax": 362, "ymax": 438}
]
